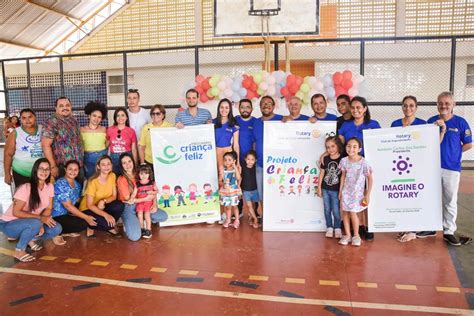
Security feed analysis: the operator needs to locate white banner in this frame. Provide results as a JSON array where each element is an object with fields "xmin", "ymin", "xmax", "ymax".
[
  {"xmin": 263, "ymin": 121, "xmax": 336, "ymax": 231},
  {"xmin": 364, "ymin": 125, "xmax": 443, "ymax": 232},
  {"xmin": 151, "ymin": 125, "xmax": 220, "ymax": 226}
]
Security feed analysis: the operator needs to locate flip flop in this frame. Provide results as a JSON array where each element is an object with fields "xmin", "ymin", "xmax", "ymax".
[
  {"xmin": 398, "ymin": 232, "xmax": 416, "ymax": 243},
  {"xmin": 52, "ymin": 236, "xmax": 67, "ymax": 246},
  {"xmin": 28, "ymin": 241, "xmax": 43, "ymax": 251},
  {"xmin": 62, "ymin": 233, "xmax": 81, "ymax": 237},
  {"xmin": 15, "ymin": 253, "xmax": 36, "ymax": 262}
]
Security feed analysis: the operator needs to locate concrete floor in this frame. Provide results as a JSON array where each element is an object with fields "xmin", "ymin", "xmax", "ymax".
[{"xmin": 0, "ymin": 147, "xmax": 473, "ymax": 315}]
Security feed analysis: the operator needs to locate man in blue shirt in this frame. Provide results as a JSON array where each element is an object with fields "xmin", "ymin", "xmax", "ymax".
[
  {"xmin": 253, "ymin": 96, "xmax": 283, "ymax": 206},
  {"xmin": 427, "ymin": 91, "xmax": 472, "ymax": 246},
  {"xmin": 235, "ymin": 99, "xmax": 257, "ymax": 164},
  {"xmin": 282, "ymin": 96, "xmax": 309, "ymax": 122},
  {"xmin": 310, "ymin": 94, "xmax": 338, "ymax": 122},
  {"xmin": 175, "ymin": 89, "xmax": 212, "ymax": 128}
]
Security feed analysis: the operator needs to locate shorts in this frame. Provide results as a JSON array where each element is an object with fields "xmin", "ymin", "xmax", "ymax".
[{"xmin": 243, "ymin": 189, "xmax": 259, "ymax": 202}]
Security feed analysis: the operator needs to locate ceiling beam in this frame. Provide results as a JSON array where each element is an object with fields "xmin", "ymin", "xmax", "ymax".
[
  {"xmin": 25, "ymin": 0, "xmax": 83, "ymax": 23},
  {"xmin": 0, "ymin": 39, "xmax": 45, "ymax": 52}
]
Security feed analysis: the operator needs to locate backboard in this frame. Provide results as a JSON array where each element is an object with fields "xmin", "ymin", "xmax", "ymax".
[{"xmin": 214, "ymin": 0, "xmax": 320, "ymax": 37}]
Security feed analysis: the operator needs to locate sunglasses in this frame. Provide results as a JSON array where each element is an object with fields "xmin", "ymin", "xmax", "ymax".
[
  {"xmin": 128, "ymin": 89, "xmax": 138, "ymax": 93},
  {"xmin": 151, "ymin": 112, "xmax": 162, "ymax": 116}
]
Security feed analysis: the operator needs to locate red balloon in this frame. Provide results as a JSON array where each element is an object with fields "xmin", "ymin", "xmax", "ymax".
[
  {"xmin": 341, "ymin": 78, "xmax": 353, "ymax": 90},
  {"xmin": 295, "ymin": 76, "xmax": 303, "ymax": 86},
  {"xmin": 333, "ymin": 72, "xmax": 343, "ymax": 85},
  {"xmin": 242, "ymin": 79, "xmax": 251, "ymax": 89},
  {"xmin": 200, "ymin": 94, "xmax": 209, "ymax": 103},
  {"xmin": 286, "ymin": 74, "xmax": 296, "ymax": 85},
  {"xmin": 201, "ymin": 79, "xmax": 211, "ymax": 90},
  {"xmin": 251, "ymin": 83, "xmax": 257, "ymax": 91},
  {"xmin": 288, "ymin": 83, "xmax": 299, "ymax": 94},
  {"xmin": 335, "ymin": 86, "xmax": 346, "ymax": 97},
  {"xmin": 281, "ymin": 86, "xmax": 290, "ymax": 96},
  {"xmin": 342, "ymin": 70, "xmax": 352, "ymax": 80},
  {"xmin": 195, "ymin": 86, "xmax": 204, "ymax": 95},
  {"xmin": 196, "ymin": 75, "xmax": 205, "ymax": 84}
]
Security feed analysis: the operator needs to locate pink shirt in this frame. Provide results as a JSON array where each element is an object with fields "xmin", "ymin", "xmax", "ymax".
[
  {"xmin": 107, "ymin": 126, "xmax": 137, "ymax": 153},
  {"xmin": 1, "ymin": 183, "xmax": 54, "ymax": 222}
]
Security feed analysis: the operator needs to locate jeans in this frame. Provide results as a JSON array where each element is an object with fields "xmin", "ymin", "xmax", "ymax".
[
  {"xmin": 110, "ymin": 151, "xmax": 131, "ymax": 175},
  {"xmin": 441, "ymin": 168, "xmax": 460, "ymax": 235},
  {"xmin": 0, "ymin": 218, "xmax": 62, "ymax": 251},
  {"xmin": 121, "ymin": 203, "xmax": 168, "ymax": 241},
  {"xmin": 84, "ymin": 149, "xmax": 108, "ymax": 179},
  {"xmin": 322, "ymin": 189, "xmax": 341, "ymax": 229}
]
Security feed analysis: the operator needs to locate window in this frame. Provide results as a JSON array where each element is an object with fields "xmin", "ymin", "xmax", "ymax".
[{"xmin": 108, "ymin": 74, "xmax": 134, "ymax": 94}]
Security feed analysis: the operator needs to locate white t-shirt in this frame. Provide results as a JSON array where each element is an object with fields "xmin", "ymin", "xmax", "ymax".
[{"xmin": 127, "ymin": 107, "xmax": 151, "ymax": 141}]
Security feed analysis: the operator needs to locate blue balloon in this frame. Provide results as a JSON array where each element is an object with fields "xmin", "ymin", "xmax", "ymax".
[
  {"xmin": 231, "ymin": 94, "xmax": 241, "ymax": 102},
  {"xmin": 323, "ymin": 74, "xmax": 333, "ymax": 87},
  {"xmin": 325, "ymin": 87, "xmax": 336, "ymax": 99},
  {"xmin": 232, "ymin": 81, "xmax": 241, "ymax": 91},
  {"xmin": 239, "ymin": 88, "xmax": 247, "ymax": 97}
]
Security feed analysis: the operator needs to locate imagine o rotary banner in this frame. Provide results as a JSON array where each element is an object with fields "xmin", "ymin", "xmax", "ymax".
[
  {"xmin": 364, "ymin": 125, "xmax": 442, "ymax": 232},
  {"xmin": 151, "ymin": 125, "xmax": 220, "ymax": 226},
  {"xmin": 263, "ymin": 121, "xmax": 336, "ymax": 232}
]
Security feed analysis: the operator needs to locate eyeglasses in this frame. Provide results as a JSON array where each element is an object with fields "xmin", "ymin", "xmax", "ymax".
[
  {"xmin": 151, "ymin": 112, "xmax": 162, "ymax": 116},
  {"xmin": 38, "ymin": 167, "xmax": 50, "ymax": 172},
  {"xmin": 128, "ymin": 89, "xmax": 138, "ymax": 93},
  {"xmin": 117, "ymin": 129, "xmax": 122, "ymax": 140}
]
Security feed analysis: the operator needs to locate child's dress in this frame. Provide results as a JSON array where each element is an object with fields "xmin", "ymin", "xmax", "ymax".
[
  {"xmin": 339, "ymin": 157, "xmax": 371, "ymax": 213},
  {"xmin": 136, "ymin": 181, "xmax": 155, "ymax": 213},
  {"xmin": 219, "ymin": 168, "xmax": 241, "ymax": 206}
]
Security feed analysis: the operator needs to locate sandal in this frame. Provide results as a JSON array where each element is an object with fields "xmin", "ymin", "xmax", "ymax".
[
  {"xmin": 252, "ymin": 219, "xmax": 259, "ymax": 229},
  {"xmin": 86, "ymin": 228, "xmax": 96, "ymax": 238},
  {"xmin": 28, "ymin": 241, "xmax": 43, "ymax": 251},
  {"xmin": 398, "ymin": 232, "xmax": 416, "ymax": 243},
  {"xmin": 233, "ymin": 219, "xmax": 240, "ymax": 229},
  {"xmin": 107, "ymin": 228, "xmax": 120, "ymax": 236},
  {"xmin": 14, "ymin": 253, "xmax": 36, "ymax": 262},
  {"xmin": 52, "ymin": 236, "xmax": 67, "ymax": 246},
  {"xmin": 222, "ymin": 218, "xmax": 231, "ymax": 228},
  {"xmin": 7, "ymin": 237, "xmax": 17, "ymax": 241},
  {"xmin": 62, "ymin": 233, "xmax": 81, "ymax": 237}
]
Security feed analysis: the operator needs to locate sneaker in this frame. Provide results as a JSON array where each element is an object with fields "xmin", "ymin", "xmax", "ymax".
[
  {"xmin": 351, "ymin": 236, "xmax": 362, "ymax": 246},
  {"xmin": 218, "ymin": 213, "xmax": 227, "ymax": 225},
  {"xmin": 359, "ymin": 226, "xmax": 366, "ymax": 240},
  {"xmin": 416, "ymin": 231, "xmax": 437, "ymax": 238},
  {"xmin": 325, "ymin": 227, "xmax": 334, "ymax": 238},
  {"xmin": 142, "ymin": 229, "xmax": 152, "ymax": 239},
  {"xmin": 334, "ymin": 228, "xmax": 343, "ymax": 239},
  {"xmin": 443, "ymin": 234, "xmax": 461, "ymax": 246},
  {"xmin": 365, "ymin": 228, "xmax": 374, "ymax": 241},
  {"xmin": 141, "ymin": 228, "xmax": 146, "ymax": 237},
  {"xmin": 339, "ymin": 235, "xmax": 351, "ymax": 245}
]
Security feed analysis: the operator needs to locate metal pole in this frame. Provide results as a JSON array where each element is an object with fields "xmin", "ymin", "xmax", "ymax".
[
  {"xmin": 59, "ymin": 56, "xmax": 65, "ymax": 96},
  {"xmin": 123, "ymin": 52, "xmax": 128, "ymax": 106},
  {"xmin": 1, "ymin": 61, "xmax": 9, "ymax": 115},
  {"xmin": 360, "ymin": 40, "xmax": 365, "ymax": 76},
  {"xmin": 26, "ymin": 59, "xmax": 33, "ymax": 107},
  {"xmin": 194, "ymin": 47, "xmax": 199, "ymax": 77},
  {"xmin": 274, "ymin": 42, "xmax": 279, "ymax": 71},
  {"xmin": 449, "ymin": 37, "xmax": 456, "ymax": 93}
]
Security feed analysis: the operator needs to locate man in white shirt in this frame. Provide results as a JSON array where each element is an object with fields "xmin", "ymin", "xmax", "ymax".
[{"xmin": 127, "ymin": 89, "xmax": 151, "ymax": 140}]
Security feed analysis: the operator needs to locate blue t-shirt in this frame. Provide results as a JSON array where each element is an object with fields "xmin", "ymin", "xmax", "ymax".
[
  {"xmin": 253, "ymin": 114, "xmax": 283, "ymax": 167},
  {"xmin": 391, "ymin": 117, "xmax": 426, "ymax": 127},
  {"xmin": 236, "ymin": 116, "xmax": 257, "ymax": 162},
  {"xmin": 52, "ymin": 177, "xmax": 82, "ymax": 217},
  {"xmin": 338, "ymin": 119, "xmax": 381, "ymax": 156},
  {"xmin": 213, "ymin": 119, "xmax": 240, "ymax": 148},
  {"xmin": 313, "ymin": 113, "xmax": 338, "ymax": 121},
  {"xmin": 291, "ymin": 114, "xmax": 310, "ymax": 121},
  {"xmin": 427, "ymin": 115, "xmax": 472, "ymax": 172},
  {"xmin": 175, "ymin": 108, "xmax": 212, "ymax": 126}
]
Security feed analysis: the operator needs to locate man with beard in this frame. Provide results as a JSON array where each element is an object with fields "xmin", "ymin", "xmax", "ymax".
[
  {"xmin": 252, "ymin": 96, "xmax": 283, "ymax": 209},
  {"xmin": 175, "ymin": 89, "xmax": 212, "ymax": 128},
  {"xmin": 235, "ymin": 99, "xmax": 257, "ymax": 163}
]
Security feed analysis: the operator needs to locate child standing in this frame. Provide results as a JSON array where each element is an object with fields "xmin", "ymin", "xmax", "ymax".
[
  {"xmin": 219, "ymin": 151, "xmax": 242, "ymax": 228},
  {"xmin": 317, "ymin": 136, "xmax": 343, "ymax": 239},
  {"xmin": 338, "ymin": 137, "xmax": 373, "ymax": 247},
  {"xmin": 132, "ymin": 165, "xmax": 157, "ymax": 239},
  {"xmin": 241, "ymin": 150, "xmax": 260, "ymax": 229}
]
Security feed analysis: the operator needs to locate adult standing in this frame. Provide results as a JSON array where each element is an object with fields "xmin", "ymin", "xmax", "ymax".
[
  {"xmin": 0, "ymin": 158, "xmax": 62, "ymax": 262},
  {"xmin": 282, "ymin": 96, "xmax": 309, "ymax": 122},
  {"xmin": 310, "ymin": 94, "xmax": 338, "ymax": 122},
  {"xmin": 4, "ymin": 108, "xmax": 43, "ymax": 188},
  {"xmin": 175, "ymin": 89, "xmax": 212, "ymax": 128},
  {"xmin": 117, "ymin": 153, "xmax": 168, "ymax": 241},
  {"xmin": 51, "ymin": 160, "xmax": 97, "ymax": 244},
  {"xmin": 79, "ymin": 155, "xmax": 124, "ymax": 237},
  {"xmin": 127, "ymin": 89, "xmax": 151, "ymax": 141},
  {"xmin": 81, "ymin": 101, "xmax": 108, "ymax": 179},
  {"xmin": 213, "ymin": 98, "xmax": 240, "ymax": 169},
  {"xmin": 41, "ymin": 96, "xmax": 84, "ymax": 182},
  {"xmin": 235, "ymin": 99, "xmax": 257, "ymax": 164},
  {"xmin": 336, "ymin": 94, "xmax": 353, "ymax": 132},
  {"xmin": 107, "ymin": 108, "xmax": 138, "ymax": 174},
  {"xmin": 427, "ymin": 91, "xmax": 472, "ymax": 246},
  {"xmin": 138, "ymin": 104, "xmax": 173, "ymax": 167},
  {"xmin": 252, "ymin": 96, "xmax": 283, "ymax": 207},
  {"xmin": 391, "ymin": 96, "xmax": 427, "ymax": 127}
]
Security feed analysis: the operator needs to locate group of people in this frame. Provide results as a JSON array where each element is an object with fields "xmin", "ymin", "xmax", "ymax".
[{"xmin": 0, "ymin": 87, "xmax": 471, "ymax": 261}]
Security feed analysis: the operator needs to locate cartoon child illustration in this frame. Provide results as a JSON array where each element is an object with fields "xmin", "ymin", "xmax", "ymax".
[
  {"xmin": 288, "ymin": 185, "xmax": 296, "ymax": 195},
  {"xmin": 188, "ymin": 183, "xmax": 198, "ymax": 204},
  {"xmin": 203, "ymin": 183, "xmax": 214, "ymax": 203},
  {"xmin": 279, "ymin": 185, "xmax": 285, "ymax": 196},
  {"xmin": 174, "ymin": 185, "xmax": 186, "ymax": 206},
  {"xmin": 305, "ymin": 185, "xmax": 311, "ymax": 194},
  {"xmin": 297, "ymin": 184, "xmax": 303, "ymax": 196},
  {"xmin": 313, "ymin": 185, "xmax": 318, "ymax": 197},
  {"xmin": 162, "ymin": 185, "xmax": 171, "ymax": 207}
]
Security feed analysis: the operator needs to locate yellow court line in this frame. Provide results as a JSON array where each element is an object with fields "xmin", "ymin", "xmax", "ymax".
[
  {"xmin": 319, "ymin": 280, "xmax": 340, "ymax": 286},
  {"xmin": 1, "ymin": 267, "xmax": 472, "ymax": 315},
  {"xmin": 285, "ymin": 278, "xmax": 306, "ymax": 284},
  {"xmin": 64, "ymin": 258, "xmax": 82, "ymax": 264},
  {"xmin": 39, "ymin": 256, "xmax": 57, "ymax": 261},
  {"xmin": 249, "ymin": 275, "xmax": 269, "ymax": 281},
  {"xmin": 150, "ymin": 267, "xmax": 167, "ymax": 273},
  {"xmin": 90, "ymin": 261, "xmax": 109, "ymax": 267},
  {"xmin": 214, "ymin": 273, "xmax": 234, "ymax": 279},
  {"xmin": 436, "ymin": 287, "xmax": 461, "ymax": 293},
  {"xmin": 120, "ymin": 264, "xmax": 138, "ymax": 270},
  {"xmin": 0, "ymin": 247, "xmax": 15, "ymax": 256},
  {"xmin": 396, "ymin": 284, "xmax": 418, "ymax": 291},
  {"xmin": 357, "ymin": 282, "xmax": 378, "ymax": 288},
  {"xmin": 179, "ymin": 270, "xmax": 199, "ymax": 276}
]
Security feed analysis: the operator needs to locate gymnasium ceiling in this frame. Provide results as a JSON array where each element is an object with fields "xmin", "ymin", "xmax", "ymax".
[{"xmin": 0, "ymin": 0, "xmax": 130, "ymax": 60}]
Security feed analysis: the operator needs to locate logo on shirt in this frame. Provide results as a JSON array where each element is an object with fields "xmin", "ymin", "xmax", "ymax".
[{"xmin": 156, "ymin": 145, "xmax": 182, "ymax": 164}]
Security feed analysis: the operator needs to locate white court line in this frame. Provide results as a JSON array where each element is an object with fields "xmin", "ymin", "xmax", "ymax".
[{"xmin": 0, "ymin": 267, "xmax": 472, "ymax": 315}]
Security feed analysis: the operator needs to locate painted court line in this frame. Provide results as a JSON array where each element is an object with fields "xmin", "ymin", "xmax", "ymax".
[
  {"xmin": 357, "ymin": 282, "xmax": 378, "ymax": 289},
  {"xmin": 39, "ymin": 256, "xmax": 57, "ymax": 261},
  {"xmin": 319, "ymin": 280, "xmax": 340, "ymax": 286},
  {"xmin": 178, "ymin": 270, "xmax": 199, "ymax": 276},
  {"xmin": 150, "ymin": 267, "xmax": 167, "ymax": 273},
  {"xmin": 120, "ymin": 264, "xmax": 138, "ymax": 270},
  {"xmin": 436, "ymin": 287, "xmax": 461, "ymax": 293},
  {"xmin": 396, "ymin": 284, "xmax": 418, "ymax": 291},
  {"xmin": 249, "ymin": 275, "xmax": 269, "ymax": 281},
  {"xmin": 1, "ymin": 267, "xmax": 472, "ymax": 315},
  {"xmin": 285, "ymin": 278, "xmax": 306, "ymax": 284},
  {"xmin": 90, "ymin": 261, "xmax": 109, "ymax": 267},
  {"xmin": 214, "ymin": 272, "xmax": 234, "ymax": 279},
  {"xmin": 64, "ymin": 258, "xmax": 82, "ymax": 264}
]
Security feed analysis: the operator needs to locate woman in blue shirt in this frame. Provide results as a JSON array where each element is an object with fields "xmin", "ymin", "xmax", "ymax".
[
  {"xmin": 213, "ymin": 98, "xmax": 240, "ymax": 169},
  {"xmin": 391, "ymin": 95, "xmax": 426, "ymax": 128}
]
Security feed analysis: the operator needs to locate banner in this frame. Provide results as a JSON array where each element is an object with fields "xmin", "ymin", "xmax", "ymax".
[
  {"xmin": 263, "ymin": 121, "xmax": 336, "ymax": 231},
  {"xmin": 364, "ymin": 125, "xmax": 442, "ymax": 232},
  {"xmin": 151, "ymin": 125, "xmax": 220, "ymax": 226}
]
